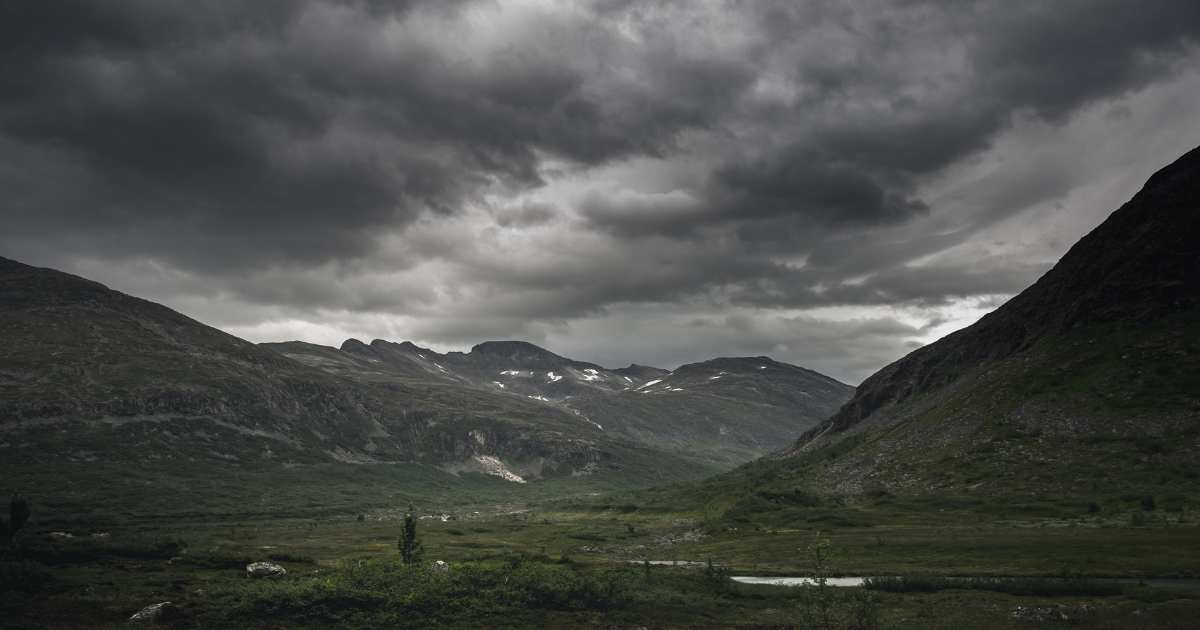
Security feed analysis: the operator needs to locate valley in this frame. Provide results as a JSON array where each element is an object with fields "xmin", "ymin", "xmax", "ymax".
[{"xmin": 2, "ymin": 147, "xmax": 1198, "ymax": 628}]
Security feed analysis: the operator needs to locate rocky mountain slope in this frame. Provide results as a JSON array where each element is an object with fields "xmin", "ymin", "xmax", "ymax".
[
  {"xmin": 763, "ymin": 145, "xmax": 1200, "ymax": 498},
  {"xmin": 0, "ymin": 255, "xmax": 849, "ymax": 522},
  {"xmin": 0, "ymin": 257, "xmax": 718, "ymax": 494},
  {"xmin": 265, "ymin": 338, "xmax": 853, "ymax": 468}
]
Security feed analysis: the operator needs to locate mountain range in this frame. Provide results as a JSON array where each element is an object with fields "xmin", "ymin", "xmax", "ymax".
[
  {"xmin": 265, "ymin": 338, "xmax": 850, "ymax": 468},
  {"xmin": 0, "ymin": 259, "xmax": 851, "ymax": 517},
  {"xmin": 5, "ymin": 144, "xmax": 1196, "ymax": 524}
]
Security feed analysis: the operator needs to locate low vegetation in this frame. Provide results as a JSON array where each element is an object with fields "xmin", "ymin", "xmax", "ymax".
[
  {"xmin": 863, "ymin": 575, "xmax": 1123, "ymax": 597},
  {"xmin": 1, "ymin": 492, "xmax": 1197, "ymax": 628}
]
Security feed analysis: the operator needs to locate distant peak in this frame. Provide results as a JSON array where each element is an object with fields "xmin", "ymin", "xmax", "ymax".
[
  {"xmin": 340, "ymin": 338, "xmax": 370, "ymax": 352},
  {"xmin": 612, "ymin": 363, "xmax": 670, "ymax": 378},
  {"xmin": 470, "ymin": 340, "xmax": 555, "ymax": 356},
  {"xmin": 627, "ymin": 363, "xmax": 662, "ymax": 371},
  {"xmin": 689, "ymin": 356, "xmax": 777, "ymax": 368}
]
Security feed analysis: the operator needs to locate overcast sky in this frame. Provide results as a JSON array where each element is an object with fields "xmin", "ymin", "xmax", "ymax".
[{"xmin": 3, "ymin": 1, "xmax": 1200, "ymax": 384}]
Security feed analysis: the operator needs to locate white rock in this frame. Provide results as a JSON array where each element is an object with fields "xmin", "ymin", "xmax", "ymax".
[
  {"xmin": 129, "ymin": 602, "xmax": 172, "ymax": 623},
  {"xmin": 472, "ymin": 455, "xmax": 527, "ymax": 483},
  {"xmin": 245, "ymin": 562, "xmax": 287, "ymax": 579}
]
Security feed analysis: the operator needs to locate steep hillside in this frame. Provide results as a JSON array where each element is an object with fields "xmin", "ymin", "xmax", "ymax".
[
  {"xmin": 268, "ymin": 338, "xmax": 853, "ymax": 467},
  {"xmin": 0, "ymin": 258, "xmax": 717, "ymax": 518},
  {"xmin": 764, "ymin": 145, "xmax": 1200, "ymax": 498},
  {"xmin": 651, "ymin": 147, "xmax": 1200, "ymax": 517}
]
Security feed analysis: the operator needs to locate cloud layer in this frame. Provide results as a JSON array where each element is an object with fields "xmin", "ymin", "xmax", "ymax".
[{"xmin": 3, "ymin": 0, "xmax": 1200, "ymax": 382}]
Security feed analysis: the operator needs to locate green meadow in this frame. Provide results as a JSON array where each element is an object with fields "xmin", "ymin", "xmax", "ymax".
[{"xmin": 3, "ymin": 475, "xmax": 1198, "ymax": 629}]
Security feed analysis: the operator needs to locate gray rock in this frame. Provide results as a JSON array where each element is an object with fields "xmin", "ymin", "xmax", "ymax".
[
  {"xmin": 128, "ymin": 602, "xmax": 172, "ymax": 624},
  {"xmin": 245, "ymin": 561, "xmax": 287, "ymax": 579},
  {"xmin": 432, "ymin": 560, "xmax": 449, "ymax": 573}
]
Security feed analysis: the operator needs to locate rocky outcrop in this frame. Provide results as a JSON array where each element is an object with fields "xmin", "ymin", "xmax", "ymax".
[
  {"xmin": 128, "ymin": 602, "xmax": 173, "ymax": 623},
  {"xmin": 245, "ymin": 562, "xmax": 287, "ymax": 579}
]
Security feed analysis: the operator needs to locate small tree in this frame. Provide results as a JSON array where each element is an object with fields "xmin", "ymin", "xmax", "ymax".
[
  {"xmin": 795, "ymin": 531, "xmax": 835, "ymax": 630},
  {"xmin": 0, "ymin": 495, "xmax": 31, "ymax": 551},
  {"xmin": 398, "ymin": 504, "xmax": 423, "ymax": 565},
  {"xmin": 703, "ymin": 557, "xmax": 730, "ymax": 593}
]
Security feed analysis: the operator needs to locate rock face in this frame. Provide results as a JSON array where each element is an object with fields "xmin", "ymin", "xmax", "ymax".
[
  {"xmin": 245, "ymin": 562, "xmax": 287, "ymax": 579},
  {"xmin": 772, "ymin": 145, "xmax": 1200, "ymax": 497},
  {"xmin": 128, "ymin": 602, "xmax": 173, "ymax": 623}
]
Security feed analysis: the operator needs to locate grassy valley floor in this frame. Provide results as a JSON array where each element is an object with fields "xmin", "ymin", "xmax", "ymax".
[{"xmin": 2, "ymin": 489, "xmax": 1198, "ymax": 629}]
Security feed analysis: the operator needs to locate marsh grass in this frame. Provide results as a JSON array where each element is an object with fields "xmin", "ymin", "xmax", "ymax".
[
  {"xmin": 864, "ymin": 575, "xmax": 1123, "ymax": 597},
  {"xmin": 208, "ymin": 554, "xmax": 890, "ymax": 629}
]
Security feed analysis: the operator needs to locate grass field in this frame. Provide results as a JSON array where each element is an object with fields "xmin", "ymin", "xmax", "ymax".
[{"xmin": 3, "ymin": 485, "xmax": 1198, "ymax": 628}]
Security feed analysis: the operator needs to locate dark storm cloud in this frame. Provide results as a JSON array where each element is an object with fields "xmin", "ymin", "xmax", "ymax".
[
  {"xmin": 0, "ymin": 0, "xmax": 745, "ymax": 271},
  {"xmin": 1, "ymin": 0, "xmax": 1199, "ymax": 376},
  {"xmin": 583, "ymin": 0, "xmax": 1200, "ymax": 247},
  {"xmin": 494, "ymin": 202, "xmax": 557, "ymax": 229}
]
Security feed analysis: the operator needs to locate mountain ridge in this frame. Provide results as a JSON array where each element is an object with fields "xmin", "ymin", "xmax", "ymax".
[
  {"xmin": 268, "ymin": 336, "xmax": 854, "ymax": 468},
  {"xmin": 0, "ymin": 256, "xmax": 717, "ymax": 492}
]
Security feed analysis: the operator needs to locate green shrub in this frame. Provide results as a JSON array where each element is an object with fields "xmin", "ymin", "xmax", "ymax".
[
  {"xmin": 398, "ymin": 505, "xmax": 423, "ymax": 565},
  {"xmin": 566, "ymin": 533, "xmax": 606, "ymax": 542},
  {"xmin": 220, "ymin": 557, "xmax": 644, "ymax": 626},
  {"xmin": 268, "ymin": 552, "xmax": 316, "ymax": 564}
]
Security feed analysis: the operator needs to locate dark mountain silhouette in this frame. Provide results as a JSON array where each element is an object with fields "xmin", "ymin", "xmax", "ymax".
[
  {"xmin": 768, "ymin": 145, "xmax": 1199, "ymax": 497},
  {"xmin": 625, "ymin": 145, "xmax": 1199, "ymax": 514}
]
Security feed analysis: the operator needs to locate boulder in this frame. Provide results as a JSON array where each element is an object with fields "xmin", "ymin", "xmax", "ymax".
[
  {"xmin": 245, "ymin": 561, "xmax": 287, "ymax": 579},
  {"xmin": 128, "ymin": 602, "xmax": 172, "ymax": 624},
  {"xmin": 432, "ymin": 560, "xmax": 449, "ymax": 573}
]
